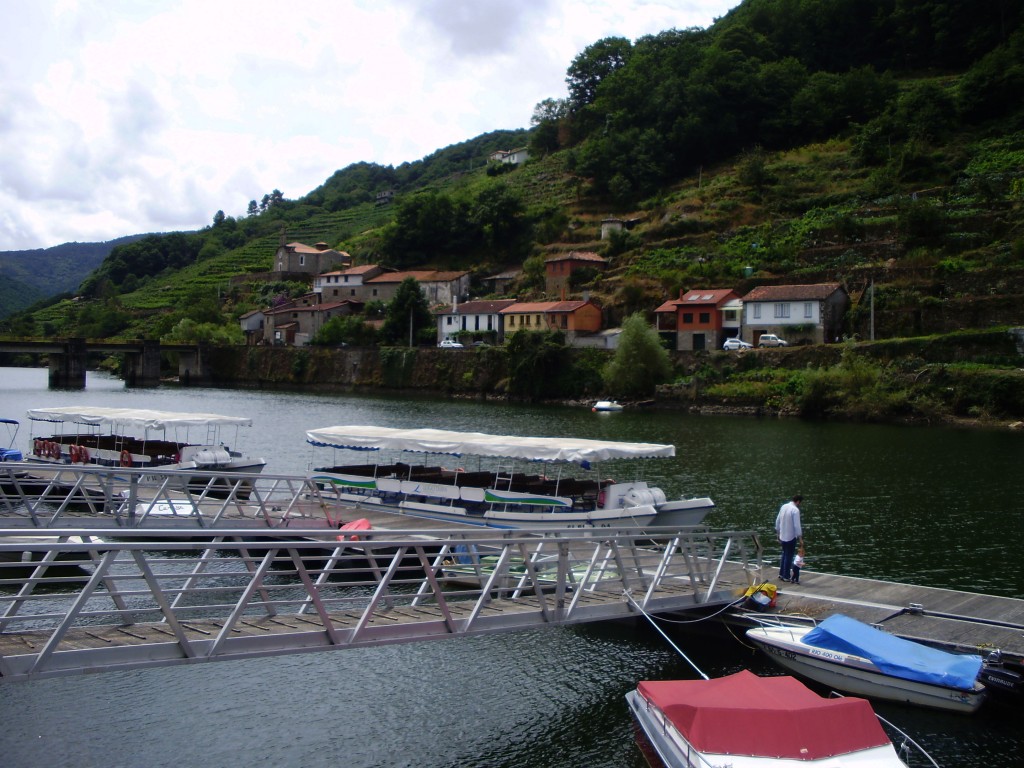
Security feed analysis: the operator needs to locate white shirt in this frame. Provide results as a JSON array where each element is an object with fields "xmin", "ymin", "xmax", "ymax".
[{"xmin": 775, "ymin": 501, "xmax": 802, "ymax": 541}]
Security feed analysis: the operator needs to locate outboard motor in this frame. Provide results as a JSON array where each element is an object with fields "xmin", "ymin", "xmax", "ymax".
[{"xmin": 622, "ymin": 486, "xmax": 666, "ymax": 508}]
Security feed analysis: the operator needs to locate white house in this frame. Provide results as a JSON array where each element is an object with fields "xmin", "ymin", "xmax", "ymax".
[
  {"xmin": 741, "ymin": 283, "xmax": 849, "ymax": 345},
  {"xmin": 435, "ymin": 299, "xmax": 517, "ymax": 343}
]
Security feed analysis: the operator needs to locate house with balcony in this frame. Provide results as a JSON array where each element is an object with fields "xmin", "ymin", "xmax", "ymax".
[
  {"xmin": 543, "ymin": 251, "xmax": 608, "ymax": 296},
  {"xmin": 741, "ymin": 283, "xmax": 849, "ymax": 345},
  {"xmin": 654, "ymin": 289, "xmax": 740, "ymax": 351},
  {"xmin": 435, "ymin": 299, "xmax": 517, "ymax": 344}
]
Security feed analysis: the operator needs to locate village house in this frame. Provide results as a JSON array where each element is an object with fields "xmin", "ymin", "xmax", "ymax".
[
  {"xmin": 262, "ymin": 300, "xmax": 362, "ymax": 347},
  {"xmin": 482, "ymin": 267, "xmax": 521, "ymax": 296},
  {"xmin": 238, "ymin": 309, "xmax": 265, "ymax": 345},
  {"xmin": 543, "ymin": 251, "xmax": 608, "ymax": 296},
  {"xmin": 435, "ymin": 299, "xmax": 517, "ymax": 344},
  {"xmin": 741, "ymin": 282, "xmax": 850, "ymax": 345},
  {"xmin": 499, "ymin": 299, "xmax": 603, "ymax": 342},
  {"xmin": 362, "ymin": 270, "xmax": 470, "ymax": 305},
  {"xmin": 488, "ymin": 147, "xmax": 530, "ymax": 165},
  {"xmin": 273, "ymin": 240, "xmax": 351, "ymax": 277},
  {"xmin": 654, "ymin": 289, "xmax": 741, "ymax": 351},
  {"xmin": 314, "ymin": 265, "xmax": 386, "ymax": 301}
]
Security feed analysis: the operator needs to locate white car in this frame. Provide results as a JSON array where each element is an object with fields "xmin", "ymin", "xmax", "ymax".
[
  {"xmin": 438, "ymin": 338, "xmax": 464, "ymax": 348},
  {"xmin": 758, "ymin": 334, "xmax": 788, "ymax": 347},
  {"xmin": 723, "ymin": 337, "xmax": 752, "ymax": 351}
]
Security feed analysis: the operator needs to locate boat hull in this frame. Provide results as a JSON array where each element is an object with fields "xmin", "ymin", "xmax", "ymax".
[
  {"xmin": 652, "ymin": 497, "xmax": 715, "ymax": 527},
  {"xmin": 747, "ymin": 627, "xmax": 986, "ymax": 714}
]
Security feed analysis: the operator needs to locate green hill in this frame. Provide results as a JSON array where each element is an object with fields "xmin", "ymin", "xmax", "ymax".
[{"xmin": 6, "ymin": 0, "xmax": 1023, "ymax": 342}]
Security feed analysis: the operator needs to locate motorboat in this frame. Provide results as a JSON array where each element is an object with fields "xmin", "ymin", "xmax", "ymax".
[
  {"xmin": 592, "ymin": 400, "xmax": 623, "ymax": 412},
  {"xmin": 24, "ymin": 406, "xmax": 266, "ymax": 474},
  {"xmin": 306, "ymin": 425, "xmax": 715, "ymax": 529},
  {"xmin": 746, "ymin": 614, "xmax": 986, "ymax": 714},
  {"xmin": 626, "ymin": 670, "xmax": 911, "ymax": 767},
  {"xmin": 1, "ymin": 418, "xmax": 23, "ymax": 462}
]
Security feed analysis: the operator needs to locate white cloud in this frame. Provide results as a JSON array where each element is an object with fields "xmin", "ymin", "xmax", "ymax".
[{"xmin": 0, "ymin": 0, "xmax": 738, "ymax": 249}]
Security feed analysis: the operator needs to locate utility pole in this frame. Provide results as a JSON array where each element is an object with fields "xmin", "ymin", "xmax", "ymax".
[
  {"xmin": 869, "ymin": 278, "xmax": 875, "ymax": 341},
  {"xmin": 408, "ymin": 306, "xmax": 414, "ymax": 347}
]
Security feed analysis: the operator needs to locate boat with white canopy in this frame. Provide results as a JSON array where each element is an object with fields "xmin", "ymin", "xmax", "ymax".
[
  {"xmin": 25, "ymin": 406, "xmax": 266, "ymax": 475},
  {"xmin": 306, "ymin": 425, "xmax": 714, "ymax": 529}
]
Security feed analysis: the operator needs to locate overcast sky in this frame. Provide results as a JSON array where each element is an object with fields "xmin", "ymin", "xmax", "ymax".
[{"xmin": 0, "ymin": 0, "xmax": 739, "ymax": 250}]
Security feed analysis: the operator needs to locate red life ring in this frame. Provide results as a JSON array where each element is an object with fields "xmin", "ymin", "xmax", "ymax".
[
  {"xmin": 69, "ymin": 445, "xmax": 80, "ymax": 463},
  {"xmin": 49, "ymin": 442, "xmax": 61, "ymax": 459},
  {"xmin": 78, "ymin": 446, "xmax": 90, "ymax": 463},
  {"xmin": 34, "ymin": 439, "xmax": 43, "ymax": 456},
  {"xmin": 120, "ymin": 449, "xmax": 133, "ymax": 467}
]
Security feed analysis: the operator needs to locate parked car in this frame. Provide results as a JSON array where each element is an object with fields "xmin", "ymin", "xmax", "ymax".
[
  {"xmin": 438, "ymin": 338, "xmax": 464, "ymax": 348},
  {"xmin": 723, "ymin": 337, "xmax": 752, "ymax": 351},
  {"xmin": 758, "ymin": 333, "xmax": 788, "ymax": 347}
]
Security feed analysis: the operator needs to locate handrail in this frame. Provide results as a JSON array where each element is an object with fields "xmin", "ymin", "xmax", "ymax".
[{"xmin": 0, "ymin": 523, "xmax": 761, "ymax": 682}]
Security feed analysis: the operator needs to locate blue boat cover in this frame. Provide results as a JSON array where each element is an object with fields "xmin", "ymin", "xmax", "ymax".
[{"xmin": 803, "ymin": 614, "xmax": 982, "ymax": 691}]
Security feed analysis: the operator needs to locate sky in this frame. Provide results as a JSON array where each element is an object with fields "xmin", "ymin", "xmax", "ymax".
[{"xmin": 0, "ymin": 0, "xmax": 739, "ymax": 251}]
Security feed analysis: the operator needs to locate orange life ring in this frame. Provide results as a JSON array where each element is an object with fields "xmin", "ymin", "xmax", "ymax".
[
  {"xmin": 69, "ymin": 445, "xmax": 80, "ymax": 463},
  {"xmin": 49, "ymin": 442, "xmax": 61, "ymax": 460},
  {"xmin": 34, "ymin": 438, "xmax": 43, "ymax": 456},
  {"xmin": 78, "ymin": 446, "xmax": 90, "ymax": 463},
  {"xmin": 120, "ymin": 449, "xmax": 133, "ymax": 467}
]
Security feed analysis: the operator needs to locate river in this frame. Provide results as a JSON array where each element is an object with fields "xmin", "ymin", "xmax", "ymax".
[{"xmin": 1, "ymin": 367, "xmax": 1021, "ymax": 767}]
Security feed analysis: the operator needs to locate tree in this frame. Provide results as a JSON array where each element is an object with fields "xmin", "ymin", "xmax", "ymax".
[
  {"xmin": 603, "ymin": 313, "xmax": 672, "ymax": 397},
  {"xmin": 566, "ymin": 36, "xmax": 633, "ymax": 110},
  {"xmin": 380, "ymin": 278, "xmax": 432, "ymax": 346},
  {"xmin": 246, "ymin": 200, "xmax": 259, "ymax": 217}
]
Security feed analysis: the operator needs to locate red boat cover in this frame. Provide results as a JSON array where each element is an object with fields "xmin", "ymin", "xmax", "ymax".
[{"xmin": 636, "ymin": 671, "xmax": 891, "ymax": 760}]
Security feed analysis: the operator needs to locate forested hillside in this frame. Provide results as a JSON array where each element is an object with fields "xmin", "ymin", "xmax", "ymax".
[
  {"xmin": 0, "ymin": 235, "xmax": 144, "ymax": 319},
  {"xmin": 5, "ymin": 0, "xmax": 1022, "ymax": 344}
]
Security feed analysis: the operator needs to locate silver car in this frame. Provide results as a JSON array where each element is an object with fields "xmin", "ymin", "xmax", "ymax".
[{"xmin": 723, "ymin": 337, "xmax": 752, "ymax": 350}]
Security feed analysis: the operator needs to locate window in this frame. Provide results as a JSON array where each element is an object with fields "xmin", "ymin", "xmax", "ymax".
[
  {"xmin": 724, "ymin": 309, "xmax": 737, "ymax": 321},
  {"xmin": 683, "ymin": 313, "xmax": 693, "ymax": 323},
  {"xmin": 299, "ymin": 255, "xmax": 305, "ymax": 267},
  {"xmin": 446, "ymin": 317, "xmax": 452, "ymax": 326},
  {"xmin": 774, "ymin": 303, "xmax": 790, "ymax": 318},
  {"xmin": 804, "ymin": 302, "xmax": 813, "ymax": 318},
  {"xmin": 699, "ymin": 312, "xmax": 710, "ymax": 323},
  {"xmin": 526, "ymin": 315, "xmax": 531, "ymax": 326}
]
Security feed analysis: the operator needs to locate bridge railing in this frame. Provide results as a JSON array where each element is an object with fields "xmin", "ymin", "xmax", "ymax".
[{"xmin": 0, "ymin": 525, "xmax": 763, "ymax": 682}]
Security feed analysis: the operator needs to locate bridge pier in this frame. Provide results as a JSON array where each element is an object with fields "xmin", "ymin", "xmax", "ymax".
[
  {"xmin": 123, "ymin": 339, "xmax": 162, "ymax": 387},
  {"xmin": 177, "ymin": 344, "xmax": 212, "ymax": 385},
  {"xmin": 48, "ymin": 338, "xmax": 87, "ymax": 389}
]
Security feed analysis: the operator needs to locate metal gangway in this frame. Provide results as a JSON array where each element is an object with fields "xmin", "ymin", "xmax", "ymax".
[
  {"xmin": 0, "ymin": 525, "xmax": 764, "ymax": 683},
  {"xmin": 0, "ymin": 461, "xmax": 341, "ymax": 531}
]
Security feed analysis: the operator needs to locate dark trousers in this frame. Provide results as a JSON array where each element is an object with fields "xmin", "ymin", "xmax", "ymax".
[{"xmin": 779, "ymin": 539, "xmax": 797, "ymax": 580}]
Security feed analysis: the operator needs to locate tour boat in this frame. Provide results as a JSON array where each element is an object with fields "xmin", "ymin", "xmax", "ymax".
[
  {"xmin": 592, "ymin": 400, "xmax": 624, "ymax": 412},
  {"xmin": 746, "ymin": 614, "xmax": 986, "ymax": 714},
  {"xmin": 306, "ymin": 425, "xmax": 715, "ymax": 529},
  {"xmin": 25, "ymin": 406, "xmax": 266, "ymax": 474},
  {"xmin": 626, "ymin": 670, "xmax": 911, "ymax": 767}
]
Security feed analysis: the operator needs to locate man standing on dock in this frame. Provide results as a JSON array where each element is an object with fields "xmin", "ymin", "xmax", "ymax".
[{"xmin": 775, "ymin": 494, "xmax": 803, "ymax": 583}]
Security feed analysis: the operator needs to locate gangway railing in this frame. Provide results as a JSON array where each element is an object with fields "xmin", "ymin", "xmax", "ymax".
[
  {"xmin": 0, "ymin": 525, "xmax": 763, "ymax": 683},
  {"xmin": 0, "ymin": 462, "xmax": 338, "ymax": 530}
]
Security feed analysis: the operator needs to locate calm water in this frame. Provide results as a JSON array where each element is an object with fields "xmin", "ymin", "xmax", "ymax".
[{"xmin": 1, "ymin": 367, "xmax": 1022, "ymax": 767}]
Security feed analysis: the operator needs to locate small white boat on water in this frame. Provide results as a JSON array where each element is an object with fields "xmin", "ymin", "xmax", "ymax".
[
  {"xmin": 626, "ymin": 670, "xmax": 912, "ymax": 767},
  {"xmin": 307, "ymin": 425, "xmax": 714, "ymax": 529},
  {"xmin": 592, "ymin": 400, "xmax": 623, "ymax": 412},
  {"xmin": 746, "ymin": 614, "xmax": 986, "ymax": 714},
  {"xmin": 25, "ymin": 406, "xmax": 266, "ymax": 475}
]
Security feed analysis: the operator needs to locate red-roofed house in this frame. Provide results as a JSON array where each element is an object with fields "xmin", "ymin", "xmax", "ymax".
[
  {"xmin": 655, "ymin": 289, "xmax": 740, "ymax": 351},
  {"xmin": 263, "ymin": 300, "xmax": 363, "ymax": 346},
  {"xmin": 544, "ymin": 251, "xmax": 608, "ymax": 296},
  {"xmin": 363, "ymin": 270, "xmax": 470, "ymax": 304},
  {"xmin": 741, "ymin": 283, "xmax": 849, "ymax": 345},
  {"xmin": 434, "ymin": 299, "xmax": 517, "ymax": 344},
  {"xmin": 499, "ymin": 300, "xmax": 602, "ymax": 342}
]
